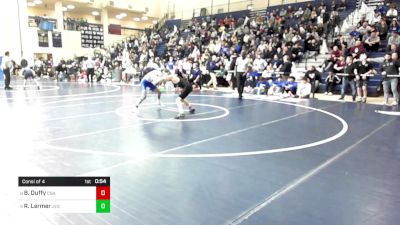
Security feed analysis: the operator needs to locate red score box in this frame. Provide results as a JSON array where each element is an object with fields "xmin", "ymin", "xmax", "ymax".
[{"xmin": 96, "ymin": 186, "xmax": 110, "ymax": 200}]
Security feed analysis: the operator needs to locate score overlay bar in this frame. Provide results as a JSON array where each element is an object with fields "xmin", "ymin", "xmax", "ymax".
[{"xmin": 18, "ymin": 177, "xmax": 110, "ymax": 213}]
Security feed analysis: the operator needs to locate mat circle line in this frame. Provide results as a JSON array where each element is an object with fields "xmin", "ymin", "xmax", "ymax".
[
  {"xmin": 43, "ymin": 94, "xmax": 349, "ymax": 157},
  {"xmin": 116, "ymin": 102, "xmax": 230, "ymax": 122}
]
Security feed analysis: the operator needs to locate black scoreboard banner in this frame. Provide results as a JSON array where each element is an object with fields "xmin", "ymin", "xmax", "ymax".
[
  {"xmin": 81, "ymin": 24, "xmax": 104, "ymax": 48},
  {"xmin": 52, "ymin": 31, "xmax": 62, "ymax": 48}
]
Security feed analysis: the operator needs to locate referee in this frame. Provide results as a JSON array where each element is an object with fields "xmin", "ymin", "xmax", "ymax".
[
  {"xmin": 236, "ymin": 53, "xmax": 249, "ymax": 99},
  {"xmin": 1, "ymin": 51, "xmax": 13, "ymax": 90}
]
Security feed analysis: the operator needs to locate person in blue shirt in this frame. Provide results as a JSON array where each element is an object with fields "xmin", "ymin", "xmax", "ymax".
[
  {"xmin": 270, "ymin": 55, "xmax": 282, "ymax": 70},
  {"xmin": 205, "ymin": 55, "xmax": 219, "ymax": 89},
  {"xmin": 234, "ymin": 43, "xmax": 242, "ymax": 54},
  {"xmin": 221, "ymin": 43, "xmax": 230, "ymax": 57},
  {"xmin": 283, "ymin": 76, "xmax": 298, "ymax": 97},
  {"xmin": 255, "ymin": 77, "xmax": 272, "ymax": 95},
  {"xmin": 165, "ymin": 57, "xmax": 175, "ymax": 72},
  {"xmin": 377, "ymin": 3, "xmax": 389, "ymax": 15},
  {"xmin": 244, "ymin": 66, "xmax": 259, "ymax": 93},
  {"xmin": 20, "ymin": 59, "xmax": 40, "ymax": 90},
  {"xmin": 268, "ymin": 76, "xmax": 284, "ymax": 95},
  {"xmin": 349, "ymin": 27, "xmax": 361, "ymax": 39},
  {"xmin": 189, "ymin": 62, "xmax": 202, "ymax": 90}
]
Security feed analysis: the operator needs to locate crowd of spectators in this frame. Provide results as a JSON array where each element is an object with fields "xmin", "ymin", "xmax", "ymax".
[
  {"xmin": 27, "ymin": 0, "xmax": 400, "ymax": 104},
  {"xmin": 316, "ymin": 0, "xmax": 400, "ymax": 104},
  {"xmin": 29, "ymin": 0, "xmax": 346, "ymax": 100}
]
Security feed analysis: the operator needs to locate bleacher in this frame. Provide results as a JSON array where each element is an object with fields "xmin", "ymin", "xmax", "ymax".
[{"xmin": 161, "ymin": 0, "xmax": 397, "ymax": 98}]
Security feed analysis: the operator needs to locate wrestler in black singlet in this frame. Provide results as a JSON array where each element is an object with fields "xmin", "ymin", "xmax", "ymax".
[{"xmin": 177, "ymin": 76, "xmax": 193, "ymax": 99}]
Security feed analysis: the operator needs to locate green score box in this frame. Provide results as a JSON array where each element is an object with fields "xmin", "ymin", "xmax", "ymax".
[{"xmin": 96, "ymin": 200, "xmax": 110, "ymax": 213}]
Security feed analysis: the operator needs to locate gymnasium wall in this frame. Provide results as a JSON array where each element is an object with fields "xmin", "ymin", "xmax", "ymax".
[
  {"xmin": 22, "ymin": 2, "xmax": 151, "ymax": 63},
  {"xmin": 24, "ymin": 27, "xmax": 142, "ymax": 64},
  {"xmin": 0, "ymin": 0, "xmax": 28, "ymax": 63},
  {"xmin": 166, "ymin": 0, "xmax": 313, "ymax": 19}
]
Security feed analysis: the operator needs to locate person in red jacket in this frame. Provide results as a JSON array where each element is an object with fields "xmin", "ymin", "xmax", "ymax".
[{"xmin": 349, "ymin": 41, "xmax": 366, "ymax": 59}]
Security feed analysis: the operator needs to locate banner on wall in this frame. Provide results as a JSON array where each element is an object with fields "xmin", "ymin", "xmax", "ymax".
[
  {"xmin": 52, "ymin": 32, "xmax": 62, "ymax": 48},
  {"xmin": 38, "ymin": 30, "xmax": 49, "ymax": 47},
  {"xmin": 81, "ymin": 24, "xmax": 104, "ymax": 48},
  {"xmin": 108, "ymin": 24, "xmax": 121, "ymax": 35}
]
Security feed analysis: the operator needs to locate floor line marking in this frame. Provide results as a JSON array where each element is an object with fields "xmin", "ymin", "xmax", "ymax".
[
  {"xmin": 126, "ymin": 103, "xmax": 230, "ymax": 122},
  {"xmin": 77, "ymin": 215, "xmax": 95, "ymax": 225},
  {"xmin": 0, "ymin": 84, "xmax": 121, "ymax": 100},
  {"xmin": 227, "ymin": 118, "xmax": 396, "ymax": 225},
  {"xmin": 94, "ymin": 214, "xmax": 112, "ymax": 225},
  {"xmin": 0, "ymin": 85, "xmax": 60, "ymax": 93},
  {"xmin": 46, "ymin": 102, "xmax": 342, "ymax": 158},
  {"xmin": 59, "ymin": 214, "xmax": 75, "ymax": 225},
  {"xmin": 41, "ymin": 102, "xmax": 263, "ymax": 144},
  {"xmin": 43, "ymin": 111, "xmax": 116, "ymax": 122},
  {"xmin": 44, "ymin": 100, "xmax": 125, "ymax": 109},
  {"xmin": 76, "ymin": 102, "xmax": 343, "ymax": 175},
  {"xmin": 39, "ymin": 94, "xmax": 140, "ymax": 106},
  {"xmin": 41, "ymin": 213, "xmax": 57, "ymax": 225},
  {"xmin": 111, "ymin": 203, "xmax": 141, "ymax": 222},
  {"xmin": 375, "ymin": 110, "xmax": 400, "ymax": 116}
]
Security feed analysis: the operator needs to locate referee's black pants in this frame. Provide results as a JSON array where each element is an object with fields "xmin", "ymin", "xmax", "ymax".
[
  {"xmin": 236, "ymin": 72, "xmax": 246, "ymax": 98},
  {"xmin": 3, "ymin": 68, "xmax": 11, "ymax": 88},
  {"xmin": 87, "ymin": 68, "xmax": 95, "ymax": 82}
]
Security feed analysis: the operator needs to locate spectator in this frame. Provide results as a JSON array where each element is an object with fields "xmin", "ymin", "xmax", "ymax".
[
  {"xmin": 388, "ymin": 31, "xmax": 400, "ymax": 47},
  {"xmin": 338, "ymin": 0, "xmax": 347, "ymax": 11},
  {"xmin": 190, "ymin": 62, "xmax": 202, "ymax": 89},
  {"xmin": 304, "ymin": 65, "xmax": 322, "ymax": 94},
  {"xmin": 333, "ymin": 55, "xmax": 346, "ymax": 73},
  {"xmin": 349, "ymin": 40, "xmax": 366, "ymax": 59},
  {"xmin": 349, "ymin": 26, "xmax": 361, "ymax": 39},
  {"xmin": 339, "ymin": 56, "xmax": 357, "ymax": 101},
  {"xmin": 364, "ymin": 31, "xmax": 381, "ymax": 51},
  {"xmin": 376, "ymin": 18, "xmax": 388, "ymax": 40},
  {"xmin": 205, "ymin": 55, "xmax": 219, "ymax": 90},
  {"xmin": 381, "ymin": 53, "xmax": 399, "ymax": 106},
  {"xmin": 386, "ymin": 4, "xmax": 398, "ymax": 19},
  {"xmin": 324, "ymin": 72, "xmax": 340, "ymax": 95},
  {"xmin": 268, "ymin": 76, "xmax": 284, "ymax": 95},
  {"xmin": 296, "ymin": 77, "xmax": 312, "ymax": 98},
  {"xmin": 389, "ymin": 19, "xmax": 400, "ymax": 33},
  {"xmin": 279, "ymin": 55, "xmax": 292, "ymax": 81},
  {"xmin": 283, "ymin": 76, "xmax": 298, "ymax": 97},
  {"xmin": 354, "ymin": 53, "xmax": 376, "ymax": 103},
  {"xmin": 324, "ymin": 45, "xmax": 342, "ymax": 71}
]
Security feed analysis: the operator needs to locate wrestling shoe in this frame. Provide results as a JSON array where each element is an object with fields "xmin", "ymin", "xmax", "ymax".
[{"xmin": 174, "ymin": 114, "xmax": 185, "ymax": 119}]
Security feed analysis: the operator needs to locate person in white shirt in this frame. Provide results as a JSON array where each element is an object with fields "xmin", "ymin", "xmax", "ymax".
[
  {"xmin": 85, "ymin": 57, "xmax": 95, "ymax": 82},
  {"xmin": 386, "ymin": 6, "xmax": 398, "ymax": 18},
  {"xmin": 135, "ymin": 68, "xmax": 166, "ymax": 109},
  {"xmin": 296, "ymin": 77, "xmax": 312, "ymax": 98},
  {"xmin": 295, "ymin": 7, "xmax": 304, "ymax": 18},
  {"xmin": 236, "ymin": 53, "xmax": 250, "ymax": 99},
  {"xmin": 1, "ymin": 51, "xmax": 13, "ymax": 90},
  {"xmin": 253, "ymin": 55, "xmax": 267, "ymax": 73},
  {"xmin": 122, "ymin": 59, "xmax": 136, "ymax": 83},
  {"xmin": 182, "ymin": 58, "xmax": 193, "ymax": 76}
]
